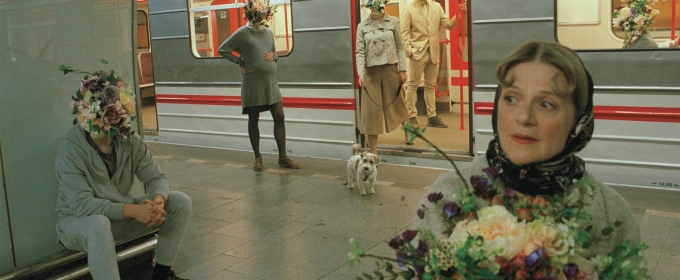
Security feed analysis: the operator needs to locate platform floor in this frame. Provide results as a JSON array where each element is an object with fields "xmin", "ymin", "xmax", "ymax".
[{"xmin": 81, "ymin": 142, "xmax": 680, "ymax": 280}]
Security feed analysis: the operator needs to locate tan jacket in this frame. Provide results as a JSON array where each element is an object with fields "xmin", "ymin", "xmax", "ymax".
[
  {"xmin": 400, "ymin": 0, "xmax": 456, "ymax": 64},
  {"xmin": 355, "ymin": 14, "xmax": 407, "ymax": 77}
]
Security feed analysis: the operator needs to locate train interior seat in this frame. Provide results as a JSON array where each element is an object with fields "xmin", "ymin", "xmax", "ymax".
[{"xmin": 138, "ymin": 52, "xmax": 155, "ymax": 98}]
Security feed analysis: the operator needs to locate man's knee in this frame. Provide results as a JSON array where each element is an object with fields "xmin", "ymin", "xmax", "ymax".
[
  {"xmin": 167, "ymin": 191, "xmax": 192, "ymax": 216},
  {"xmin": 86, "ymin": 215, "xmax": 112, "ymax": 233}
]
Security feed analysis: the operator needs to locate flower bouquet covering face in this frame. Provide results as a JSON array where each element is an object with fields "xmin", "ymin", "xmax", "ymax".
[
  {"xmin": 612, "ymin": 0, "xmax": 660, "ymax": 48},
  {"xmin": 361, "ymin": 0, "xmax": 389, "ymax": 13},
  {"xmin": 244, "ymin": 0, "xmax": 276, "ymax": 24},
  {"xmin": 348, "ymin": 124, "xmax": 650, "ymax": 280},
  {"xmin": 59, "ymin": 59, "xmax": 136, "ymax": 141}
]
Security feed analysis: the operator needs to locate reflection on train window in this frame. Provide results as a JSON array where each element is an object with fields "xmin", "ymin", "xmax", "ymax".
[
  {"xmin": 5, "ymin": 7, "xmax": 57, "ymax": 61},
  {"xmin": 188, "ymin": 0, "xmax": 293, "ymax": 58},
  {"xmin": 556, "ymin": 0, "xmax": 678, "ymax": 50}
]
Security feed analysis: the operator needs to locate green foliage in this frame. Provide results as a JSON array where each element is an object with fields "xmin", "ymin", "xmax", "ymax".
[
  {"xmin": 592, "ymin": 240, "xmax": 651, "ymax": 280},
  {"xmin": 58, "ymin": 65, "xmax": 74, "ymax": 75}
]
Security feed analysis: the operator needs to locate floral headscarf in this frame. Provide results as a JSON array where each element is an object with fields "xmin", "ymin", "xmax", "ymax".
[{"xmin": 612, "ymin": 0, "xmax": 660, "ymax": 48}]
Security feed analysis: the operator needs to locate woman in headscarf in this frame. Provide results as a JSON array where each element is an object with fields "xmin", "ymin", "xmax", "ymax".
[{"xmin": 412, "ymin": 41, "xmax": 641, "ymax": 260}]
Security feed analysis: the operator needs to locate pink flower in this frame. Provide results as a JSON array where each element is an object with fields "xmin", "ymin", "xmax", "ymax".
[
  {"xmin": 100, "ymin": 85, "xmax": 120, "ymax": 106},
  {"xmin": 102, "ymin": 104, "xmax": 124, "ymax": 125},
  {"xmin": 449, "ymin": 206, "xmax": 526, "ymax": 259}
]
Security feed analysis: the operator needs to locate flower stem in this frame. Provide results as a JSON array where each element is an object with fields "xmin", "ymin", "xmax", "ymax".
[
  {"xmin": 359, "ymin": 253, "xmax": 399, "ymax": 263},
  {"xmin": 404, "ymin": 124, "xmax": 471, "ymax": 190}
]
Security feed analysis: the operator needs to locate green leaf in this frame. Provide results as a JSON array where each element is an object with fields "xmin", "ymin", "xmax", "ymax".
[
  {"xmin": 614, "ymin": 220, "xmax": 623, "ymax": 227},
  {"xmin": 373, "ymin": 270, "xmax": 384, "ymax": 278},
  {"xmin": 474, "ymin": 269, "xmax": 504, "ymax": 279},
  {"xmin": 362, "ymin": 272, "xmax": 373, "ymax": 279},
  {"xmin": 100, "ymin": 58, "xmax": 108, "ymax": 65},
  {"xmin": 585, "ymin": 225, "xmax": 593, "ymax": 232},
  {"xmin": 602, "ymin": 227, "xmax": 614, "ymax": 236},
  {"xmin": 582, "ymin": 241, "xmax": 591, "ymax": 249},
  {"xmin": 58, "ymin": 65, "xmax": 73, "ymax": 75}
]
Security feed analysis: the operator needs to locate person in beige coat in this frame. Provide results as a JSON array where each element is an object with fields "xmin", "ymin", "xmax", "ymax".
[
  {"xmin": 356, "ymin": 0, "xmax": 409, "ymax": 155},
  {"xmin": 401, "ymin": 0, "xmax": 463, "ymax": 130}
]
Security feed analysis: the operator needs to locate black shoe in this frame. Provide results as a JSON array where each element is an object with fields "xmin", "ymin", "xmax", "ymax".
[
  {"xmin": 153, "ymin": 270, "xmax": 187, "ymax": 280},
  {"xmin": 408, "ymin": 117, "xmax": 420, "ymax": 129},
  {"xmin": 427, "ymin": 116, "xmax": 448, "ymax": 128},
  {"xmin": 166, "ymin": 270, "xmax": 188, "ymax": 280}
]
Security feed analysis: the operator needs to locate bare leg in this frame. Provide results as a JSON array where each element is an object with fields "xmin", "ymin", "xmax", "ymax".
[
  {"xmin": 367, "ymin": 134, "xmax": 378, "ymax": 155},
  {"xmin": 247, "ymin": 108, "xmax": 261, "ymax": 159}
]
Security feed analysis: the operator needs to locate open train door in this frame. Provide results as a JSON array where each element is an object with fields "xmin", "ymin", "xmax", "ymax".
[
  {"xmin": 444, "ymin": 0, "xmax": 472, "ymax": 155},
  {"xmin": 137, "ymin": 0, "xmax": 158, "ymax": 135}
]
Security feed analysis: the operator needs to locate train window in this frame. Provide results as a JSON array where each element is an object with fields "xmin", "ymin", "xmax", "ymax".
[
  {"xmin": 137, "ymin": 11, "xmax": 150, "ymax": 50},
  {"xmin": 556, "ymin": 0, "xmax": 679, "ymax": 50},
  {"xmin": 188, "ymin": 0, "xmax": 293, "ymax": 58}
]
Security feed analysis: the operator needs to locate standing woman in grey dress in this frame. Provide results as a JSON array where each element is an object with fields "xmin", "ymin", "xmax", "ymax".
[
  {"xmin": 355, "ymin": 0, "xmax": 409, "ymax": 155},
  {"xmin": 218, "ymin": 0, "xmax": 300, "ymax": 171}
]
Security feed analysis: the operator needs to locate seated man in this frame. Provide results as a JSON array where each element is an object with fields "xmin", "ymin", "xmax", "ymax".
[{"xmin": 55, "ymin": 70, "xmax": 191, "ymax": 280}]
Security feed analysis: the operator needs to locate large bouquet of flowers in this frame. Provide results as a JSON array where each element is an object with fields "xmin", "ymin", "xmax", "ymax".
[
  {"xmin": 348, "ymin": 125, "xmax": 650, "ymax": 280},
  {"xmin": 612, "ymin": 0, "xmax": 660, "ymax": 48},
  {"xmin": 59, "ymin": 59, "xmax": 136, "ymax": 141},
  {"xmin": 243, "ymin": 0, "xmax": 276, "ymax": 24}
]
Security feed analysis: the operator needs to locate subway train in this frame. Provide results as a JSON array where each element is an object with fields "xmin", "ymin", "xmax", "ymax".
[
  {"xmin": 0, "ymin": 0, "xmax": 678, "ymax": 278},
  {"xmin": 138, "ymin": 0, "xmax": 680, "ymax": 189}
]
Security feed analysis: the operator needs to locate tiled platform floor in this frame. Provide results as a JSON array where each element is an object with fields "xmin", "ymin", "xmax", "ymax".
[{"xmin": 79, "ymin": 142, "xmax": 680, "ymax": 280}]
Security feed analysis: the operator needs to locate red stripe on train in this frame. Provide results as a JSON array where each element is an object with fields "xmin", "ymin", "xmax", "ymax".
[
  {"xmin": 474, "ymin": 102, "xmax": 680, "ymax": 123},
  {"xmin": 155, "ymin": 94, "xmax": 356, "ymax": 110}
]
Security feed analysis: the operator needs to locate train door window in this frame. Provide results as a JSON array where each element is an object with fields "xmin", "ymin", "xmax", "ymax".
[
  {"xmin": 188, "ymin": 0, "xmax": 293, "ymax": 58},
  {"xmin": 556, "ymin": 0, "xmax": 679, "ymax": 50},
  {"xmin": 137, "ymin": 11, "xmax": 150, "ymax": 51}
]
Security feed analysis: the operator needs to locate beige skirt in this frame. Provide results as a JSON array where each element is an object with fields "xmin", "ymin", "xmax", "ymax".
[{"xmin": 360, "ymin": 64, "xmax": 409, "ymax": 135}]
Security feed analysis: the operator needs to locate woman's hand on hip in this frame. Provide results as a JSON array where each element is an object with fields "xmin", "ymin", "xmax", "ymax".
[
  {"xmin": 264, "ymin": 52, "xmax": 274, "ymax": 62},
  {"xmin": 399, "ymin": 71, "xmax": 407, "ymax": 83},
  {"xmin": 358, "ymin": 75, "xmax": 365, "ymax": 87}
]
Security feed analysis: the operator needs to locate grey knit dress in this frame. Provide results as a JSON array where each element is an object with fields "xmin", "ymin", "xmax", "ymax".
[{"xmin": 218, "ymin": 25, "xmax": 282, "ymax": 114}]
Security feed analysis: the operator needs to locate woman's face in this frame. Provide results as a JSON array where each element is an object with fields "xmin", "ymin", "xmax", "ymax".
[
  {"xmin": 369, "ymin": 8, "xmax": 383, "ymax": 17},
  {"xmin": 497, "ymin": 61, "xmax": 577, "ymax": 166}
]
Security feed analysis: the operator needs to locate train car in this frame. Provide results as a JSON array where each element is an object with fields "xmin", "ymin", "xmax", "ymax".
[
  {"xmin": 141, "ymin": 0, "xmax": 472, "ymax": 170},
  {"xmin": 142, "ymin": 0, "xmax": 679, "ymax": 190},
  {"xmin": 471, "ymin": 0, "xmax": 680, "ymax": 191}
]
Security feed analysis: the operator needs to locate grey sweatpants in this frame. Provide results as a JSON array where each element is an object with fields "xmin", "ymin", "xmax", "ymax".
[{"xmin": 56, "ymin": 191, "xmax": 192, "ymax": 280}]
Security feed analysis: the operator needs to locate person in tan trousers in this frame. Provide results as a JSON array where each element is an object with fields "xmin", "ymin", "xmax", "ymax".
[{"xmin": 401, "ymin": 0, "xmax": 464, "ymax": 130}]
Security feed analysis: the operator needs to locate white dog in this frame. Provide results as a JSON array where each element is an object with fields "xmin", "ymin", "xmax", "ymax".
[{"xmin": 347, "ymin": 152, "xmax": 380, "ymax": 196}]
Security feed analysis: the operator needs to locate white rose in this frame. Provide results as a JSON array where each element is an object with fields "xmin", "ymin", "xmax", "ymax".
[{"xmin": 619, "ymin": 7, "xmax": 630, "ymax": 19}]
